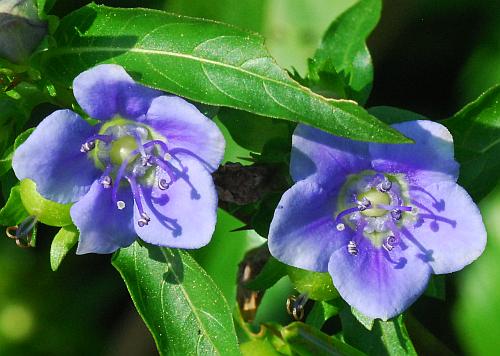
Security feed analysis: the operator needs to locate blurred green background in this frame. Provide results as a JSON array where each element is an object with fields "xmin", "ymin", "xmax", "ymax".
[{"xmin": 0, "ymin": 0, "xmax": 499, "ymax": 355}]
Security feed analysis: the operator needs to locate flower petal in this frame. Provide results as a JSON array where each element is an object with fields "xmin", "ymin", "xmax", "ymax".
[
  {"xmin": 328, "ymin": 236, "xmax": 431, "ymax": 320},
  {"xmin": 71, "ymin": 180, "xmax": 136, "ymax": 254},
  {"xmin": 12, "ymin": 110, "xmax": 100, "ymax": 203},
  {"xmin": 268, "ymin": 179, "xmax": 350, "ymax": 272},
  {"xmin": 407, "ymin": 181, "xmax": 486, "ymax": 274},
  {"xmin": 135, "ymin": 155, "xmax": 218, "ymax": 248},
  {"xmin": 291, "ymin": 124, "xmax": 370, "ymax": 184},
  {"xmin": 144, "ymin": 96, "xmax": 225, "ymax": 172},
  {"xmin": 369, "ymin": 120, "xmax": 459, "ymax": 186},
  {"xmin": 73, "ymin": 64, "xmax": 161, "ymax": 121}
]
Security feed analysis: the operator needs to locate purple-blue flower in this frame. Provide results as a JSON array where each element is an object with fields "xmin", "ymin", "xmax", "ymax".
[
  {"xmin": 13, "ymin": 64, "xmax": 225, "ymax": 254},
  {"xmin": 268, "ymin": 121, "xmax": 486, "ymax": 320}
]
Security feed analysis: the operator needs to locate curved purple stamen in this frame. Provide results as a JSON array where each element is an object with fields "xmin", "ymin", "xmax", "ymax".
[
  {"xmin": 126, "ymin": 175, "xmax": 145, "ymax": 214},
  {"xmin": 84, "ymin": 134, "xmax": 112, "ymax": 144},
  {"xmin": 377, "ymin": 204, "xmax": 413, "ymax": 212},
  {"xmin": 151, "ymin": 156, "xmax": 176, "ymax": 183},
  {"xmin": 335, "ymin": 207, "xmax": 360, "ymax": 223},
  {"xmin": 143, "ymin": 140, "xmax": 169, "ymax": 154},
  {"xmin": 111, "ymin": 148, "xmax": 140, "ymax": 204}
]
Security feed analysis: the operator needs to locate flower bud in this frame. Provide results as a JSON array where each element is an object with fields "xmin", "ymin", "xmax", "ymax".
[{"xmin": 0, "ymin": 0, "xmax": 47, "ymax": 64}]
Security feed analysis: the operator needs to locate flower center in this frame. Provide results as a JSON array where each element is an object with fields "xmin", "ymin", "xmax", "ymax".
[
  {"xmin": 357, "ymin": 189, "xmax": 390, "ymax": 217},
  {"xmin": 109, "ymin": 135, "xmax": 138, "ymax": 166},
  {"xmin": 79, "ymin": 117, "xmax": 180, "ymax": 228},
  {"xmin": 334, "ymin": 170, "xmax": 414, "ymax": 249}
]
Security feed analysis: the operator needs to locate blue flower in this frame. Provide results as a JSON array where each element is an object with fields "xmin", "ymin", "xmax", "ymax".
[
  {"xmin": 13, "ymin": 64, "xmax": 225, "ymax": 254},
  {"xmin": 268, "ymin": 121, "xmax": 486, "ymax": 320}
]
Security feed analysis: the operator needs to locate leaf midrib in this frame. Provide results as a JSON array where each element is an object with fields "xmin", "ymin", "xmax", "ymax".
[
  {"xmin": 159, "ymin": 248, "xmax": 221, "ymax": 356},
  {"xmin": 45, "ymin": 45, "xmax": 356, "ymax": 108}
]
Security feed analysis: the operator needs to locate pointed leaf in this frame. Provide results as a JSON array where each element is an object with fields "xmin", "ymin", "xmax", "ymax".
[
  {"xmin": 112, "ymin": 242, "xmax": 240, "ymax": 356},
  {"xmin": 41, "ymin": 4, "xmax": 409, "ymax": 144},
  {"xmin": 309, "ymin": 0, "xmax": 381, "ymax": 104},
  {"xmin": 50, "ymin": 225, "xmax": 79, "ymax": 271},
  {"xmin": 443, "ymin": 85, "xmax": 500, "ymax": 201}
]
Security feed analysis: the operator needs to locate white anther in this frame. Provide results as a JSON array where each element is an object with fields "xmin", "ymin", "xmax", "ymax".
[
  {"xmin": 80, "ymin": 140, "xmax": 95, "ymax": 153},
  {"xmin": 158, "ymin": 178, "xmax": 170, "ymax": 190},
  {"xmin": 164, "ymin": 152, "xmax": 172, "ymax": 161},
  {"xmin": 377, "ymin": 179, "xmax": 392, "ymax": 192},
  {"xmin": 391, "ymin": 209, "xmax": 402, "ymax": 220},
  {"xmin": 347, "ymin": 241, "xmax": 358, "ymax": 256},
  {"xmin": 141, "ymin": 154, "xmax": 153, "ymax": 167},
  {"xmin": 382, "ymin": 236, "xmax": 397, "ymax": 252},
  {"xmin": 116, "ymin": 201, "xmax": 126, "ymax": 210},
  {"xmin": 410, "ymin": 207, "xmax": 419, "ymax": 215},
  {"xmin": 100, "ymin": 176, "xmax": 112, "ymax": 189},
  {"xmin": 137, "ymin": 212, "xmax": 151, "ymax": 227},
  {"xmin": 336, "ymin": 223, "xmax": 345, "ymax": 231},
  {"xmin": 357, "ymin": 197, "xmax": 371, "ymax": 211}
]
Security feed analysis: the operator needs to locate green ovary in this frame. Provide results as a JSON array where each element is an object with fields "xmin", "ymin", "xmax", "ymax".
[
  {"xmin": 357, "ymin": 188, "xmax": 390, "ymax": 217},
  {"xmin": 109, "ymin": 136, "xmax": 138, "ymax": 166}
]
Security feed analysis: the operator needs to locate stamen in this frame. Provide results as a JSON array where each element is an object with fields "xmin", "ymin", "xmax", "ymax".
[
  {"xmin": 377, "ymin": 178, "xmax": 392, "ymax": 192},
  {"xmin": 80, "ymin": 134, "xmax": 112, "ymax": 153},
  {"xmin": 137, "ymin": 212, "xmax": 151, "ymax": 227},
  {"xmin": 158, "ymin": 178, "xmax": 171, "ymax": 190},
  {"xmin": 391, "ymin": 209, "xmax": 402, "ymax": 220},
  {"xmin": 336, "ymin": 223, "xmax": 345, "ymax": 231},
  {"xmin": 347, "ymin": 241, "xmax": 358, "ymax": 256},
  {"xmin": 100, "ymin": 175, "xmax": 112, "ymax": 189},
  {"xmin": 357, "ymin": 197, "xmax": 371, "ymax": 211},
  {"xmin": 112, "ymin": 148, "xmax": 140, "ymax": 204},
  {"xmin": 151, "ymin": 157, "xmax": 177, "ymax": 184},
  {"xmin": 382, "ymin": 235, "xmax": 397, "ymax": 252},
  {"xmin": 116, "ymin": 201, "xmax": 126, "ymax": 210},
  {"xmin": 141, "ymin": 154, "xmax": 153, "ymax": 167},
  {"xmin": 335, "ymin": 207, "xmax": 360, "ymax": 223},
  {"xmin": 126, "ymin": 176, "xmax": 151, "ymax": 227},
  {"xmin": 376, "ymin": 204, "xmax": 413, "ymax": 212},
  {"xmin": 142, "ymin": 140, "xmax": 169, "ymax": 155},
  {"xmin": 80, "ymin": 140, "xmax": 95, "ymax": 153}
]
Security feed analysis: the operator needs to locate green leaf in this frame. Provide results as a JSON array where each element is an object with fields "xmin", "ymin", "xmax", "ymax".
[
  {"xmin": 340, "ymin": 311, "xmax": 417, "ymax": 356},
  {"xmin": 0, "ymin": 127, "xmax": 34, "ymax": 177},
  {"xmin": 281, "ymin": 322, "xmax": 365, "ymax": 356},
  {"xmin": 41, "ymin": 4, "xmax": 409, "ymax": 144},
  {"xmin": 424, "ymin": 275, "xmax": 445, "ymax": 301},
  {"xmin": 19, "ymin": 178, "xmax": 72, "ymax": 227},
  {"xmin": 244, "ymin": 256, "xmax": 287, "ymax": 291},
  {"xmin": 218, "ymin": 108, "xmax": 294, "ymax": 153},
  {"xmin": 240, "ymin": 339, "xmax": 281, "ymax": 356},
  {"xmin": 443, "ymin": 85, "xmax": 500, "ymax": 201},
  {"xmin": 112, "ymin": 242, "xmax": 241, "ymax": 356},
  {"xmin": 305, "ymin": 300, "xmax": 343, "ymax": 329},
  {"xmin": 0, "ymin": 184, "xmax": 29, "ymax": 226},
  {"xmin": 351, "ymin": 308, "xmax": 374, "ymax": 331},
  {"xmin": 308, "ymin": 0, "xmax": 381, "ymax": 104},
  {"xmin": 287, "ymin": 266, "xmax": 339, "ymax": 301},
  {"xmin": 50, "ymin": 225, "xmax": 79, "ymax": 271},
  {"xmin": 368, "ymin": 106, "xmax": 426, "ymax": 125},
  {"xmin": 454, "ymin": 185, "xmax": 500, "ymax": 355}
]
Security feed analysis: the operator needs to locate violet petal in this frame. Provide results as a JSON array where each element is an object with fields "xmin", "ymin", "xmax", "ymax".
[
  {"xmin": 73, "ymin": 64, "xmax": 161, "ymax": 121},
  {"xmin": 134, "ymin": 155, "xmax": 218, "ymax": 248},
  {"xmin": 12, "ymin": 109, "xmax": 100, "ymax": 203},
  {"xmin": 144, "ymin": 95, "xmax": 225, "ymax": 172},
  {"xmin": 268, "ymin": 179, "xmax": 350, "ymax": 272},
  {"xmin": 71, "ymin": 180, "xmax": 136, "ymax": 254}
]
